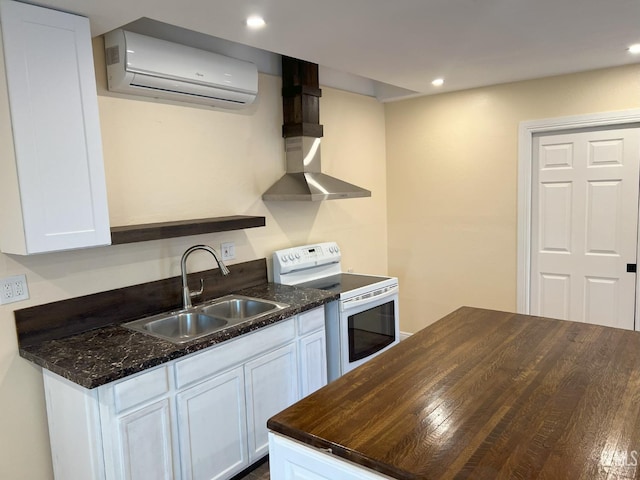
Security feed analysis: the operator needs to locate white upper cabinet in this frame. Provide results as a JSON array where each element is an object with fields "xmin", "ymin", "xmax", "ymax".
[{"xmin": 0, "ymin": 0, "xmax": 110, "ymax": 254}]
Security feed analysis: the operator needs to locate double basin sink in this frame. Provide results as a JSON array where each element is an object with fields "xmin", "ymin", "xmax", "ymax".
[{"xmin": 124, "ymin": 295, "xmax": 289, "ymax": 344}]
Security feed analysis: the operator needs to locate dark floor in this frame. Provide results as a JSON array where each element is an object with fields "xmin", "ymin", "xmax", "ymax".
[{"xmin": 238, "ymin": 461, "xmax": 270, "ymax": 480}]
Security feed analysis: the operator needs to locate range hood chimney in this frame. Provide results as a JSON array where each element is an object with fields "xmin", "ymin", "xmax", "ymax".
[{"xmin": 262, "ymin": 57, "xmax": 371, "ymax": 201}]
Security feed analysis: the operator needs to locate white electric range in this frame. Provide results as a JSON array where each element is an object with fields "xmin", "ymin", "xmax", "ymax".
[{"xmin": 273, "ymin": 242, "xmax": 400, "ymax": 382}]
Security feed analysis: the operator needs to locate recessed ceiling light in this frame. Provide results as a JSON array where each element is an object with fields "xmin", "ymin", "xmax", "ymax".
[
  {"xmin": 431, "ymin": 78, "xmax": 444, "ymax": 87},
  {"xmin": 246, "ymin": 16, "xmax": 266, "ymax": 28},
  {"xmin": 628, "ymin": 44, "xmax": 640, "ymax": 54}
]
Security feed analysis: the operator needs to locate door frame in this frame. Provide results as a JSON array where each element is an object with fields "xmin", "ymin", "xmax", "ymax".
[{"xmin": 517, "ymin": 108, "xmax": 640, "ymax": 328}]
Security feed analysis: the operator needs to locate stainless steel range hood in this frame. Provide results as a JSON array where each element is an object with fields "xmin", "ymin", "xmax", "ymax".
[
  {"xmin": 262, "ymin": 137, "xmax": 371, "ymax": 201},
  {"xmin": 262, "ymin": 57, "xmax": 371, "ymax": 202}
]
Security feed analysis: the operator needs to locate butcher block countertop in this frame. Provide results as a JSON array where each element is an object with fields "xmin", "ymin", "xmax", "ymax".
[{"xmin": 268, "ymin": 306, "xmax": 640, "ymax": 479}]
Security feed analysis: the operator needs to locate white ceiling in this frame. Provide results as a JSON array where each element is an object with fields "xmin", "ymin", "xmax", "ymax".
[{"xmin": 32, "ymin": 0, "xmax": 640, "ymax": 99}]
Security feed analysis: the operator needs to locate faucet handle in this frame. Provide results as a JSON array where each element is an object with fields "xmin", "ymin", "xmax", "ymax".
[{"xmin": 189, "ymin": 278, "xmax": 204, "ymax": 299}]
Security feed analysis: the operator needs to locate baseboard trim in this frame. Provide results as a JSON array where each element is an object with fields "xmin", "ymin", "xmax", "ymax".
[{"xmin": 400, "ymin": 331, "xmax": 412, "ymax": 341}]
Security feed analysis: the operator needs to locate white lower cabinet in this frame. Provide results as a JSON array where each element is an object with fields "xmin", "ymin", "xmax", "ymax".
[
  {"xmin": 116, "ymin": 399, "xmax": 175, "ymax": 480},
  {"xmin": 245, "ymin": 343, "xmax": 298, "ymax": 462},
  {"xmin": 298, "ymin": 330, "xmax": 327, "ymax": 397},
  {"xmin": 177, "ymin": 366, "xmax": 248, "ymax": 480},
  {"xmin": 98, "ymin": 365, "xmax": 179, "ymax": 480},
  {"xmin": 269, "ymin": 434, "xmax": 393, "ymax": 480},
  {"xmin": 297, "ymin": 307, "xmax": 328, "ymax": 397},
  {"xmin": 43, "ymin": 307, "xmax": 327, "ymax": 480}
]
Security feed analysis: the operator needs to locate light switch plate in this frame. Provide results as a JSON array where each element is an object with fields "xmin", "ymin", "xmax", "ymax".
[{"xmin": 0, "ymin": 274, "xmax": 29, "ymax": 305}]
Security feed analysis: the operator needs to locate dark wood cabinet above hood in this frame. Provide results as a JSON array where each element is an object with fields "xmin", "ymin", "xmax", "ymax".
[{"xmin": 281, "ymin": 57, "xmax": 323, "ymax": 139}]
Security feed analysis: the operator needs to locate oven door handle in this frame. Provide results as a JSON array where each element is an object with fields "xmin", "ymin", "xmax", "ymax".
[{"xmin": 341, "ymin": 285, "xmax": 399, "ymax": 311}]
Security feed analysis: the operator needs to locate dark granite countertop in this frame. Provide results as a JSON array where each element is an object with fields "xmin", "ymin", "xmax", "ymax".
[{"xmin": 20, "ymin": 283, "xmax": 337, "ymax": 389}]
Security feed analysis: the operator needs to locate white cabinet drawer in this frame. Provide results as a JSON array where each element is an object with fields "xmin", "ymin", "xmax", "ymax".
[
  {"xmin": 113, "ymin": 365, "xmax": 170, "ymax": 413},
  {"xmin": 175, "ymin": 318, "xmax": 295, "ymax": 389},
  {"xmin": 297, "ymin": 307, "xmax": 325, "ymax": 335}
]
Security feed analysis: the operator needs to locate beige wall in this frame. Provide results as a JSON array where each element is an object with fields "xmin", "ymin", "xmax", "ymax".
[
  {"xmin": 386, "ymin": 64, "xmax": 640, "ymax": 333},
  {"xmin": 0, "ymin": 39, "xmax": 387, "ymax": 479}
]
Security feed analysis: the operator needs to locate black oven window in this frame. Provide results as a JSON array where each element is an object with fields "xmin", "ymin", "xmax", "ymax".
[{"xmin": 348, "ymin": 300, "xmax": 396, "ymax": 362}]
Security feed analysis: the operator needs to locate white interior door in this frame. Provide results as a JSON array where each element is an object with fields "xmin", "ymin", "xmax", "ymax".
[{"xmin": 531, "ymin": 126, "xmax": 640, "ymax": 330}]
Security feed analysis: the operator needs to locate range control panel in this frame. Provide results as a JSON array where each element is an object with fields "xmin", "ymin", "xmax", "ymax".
[{"xmin": 273, "ymin": 242, "xmax": 341, "ymax": 281}]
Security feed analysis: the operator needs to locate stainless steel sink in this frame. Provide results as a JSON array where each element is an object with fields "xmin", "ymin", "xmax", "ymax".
[
  {"xmin": 199, "ymin": 295, "xmax": 287, "ymax": 320},
  {"xmin": 125, "ymin": 311, "xmax": 229, "ymax": 344},
  {"xmin": 123, "ymin": 295, "xmax": 289, "ymax": 344}
]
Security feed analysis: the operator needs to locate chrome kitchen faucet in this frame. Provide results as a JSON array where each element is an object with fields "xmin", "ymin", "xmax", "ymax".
[{"xmin": 181, "ymin": 245, "xmax": 230, "ymax": 309}]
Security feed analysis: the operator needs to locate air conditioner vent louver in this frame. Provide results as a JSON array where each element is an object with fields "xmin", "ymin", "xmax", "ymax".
[
  {"xmin": 104, "ymin": 29, "xmax": 258, "ymax": 109},
  {"xmin": 129, "ymin": 82, "xmax": 245, "ymax": 104},
  {"xmin": 105, "ymin": 45, "xmax": 119, "ymax": 66}
]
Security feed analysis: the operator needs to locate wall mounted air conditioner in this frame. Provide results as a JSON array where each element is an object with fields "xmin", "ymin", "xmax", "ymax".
[{"xmin": 104, "ymin": 29, "xmax": 258, "ymax": 108}]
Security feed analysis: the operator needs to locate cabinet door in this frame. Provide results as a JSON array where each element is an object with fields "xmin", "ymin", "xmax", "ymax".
[
  {"xmin": 177, "ymin": 366, "xmax": 249, "ymax": 480},
  {"xmin": 43, "ymin": 371, "xmax": 105, "ymax": 480},
  {"xmin": 299, "ymin": 329, "xmax": 328, "ymax": 397},
  {"xmin": 269, "ymin": 433, "xmax": 391, "ymax": 480},
  {"xmin": 245, "ymin": 343, "xmax": 299, "ymax": 462},
  {"xmin": 116, "ymin": 399, "xmax": 175, "ymax": 480},
  {"xmin": 0, "ymin": 0, "xmax": 110, "ymax": 254}
]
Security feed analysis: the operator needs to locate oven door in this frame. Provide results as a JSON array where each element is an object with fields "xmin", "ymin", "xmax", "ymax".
[{"xmin": 339, "ymin": 286, "xmax": 399, "ymax": 375}]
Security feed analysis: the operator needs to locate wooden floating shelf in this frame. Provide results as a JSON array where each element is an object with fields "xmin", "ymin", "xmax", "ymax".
[{"xmin": 110, "ymin": 216, "xmax": 266, "ymax": 245}]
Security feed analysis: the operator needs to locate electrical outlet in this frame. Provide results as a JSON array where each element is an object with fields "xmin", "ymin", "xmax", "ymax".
[
  {"xmin": 14, "ymin": 280, "xmax": 25, "ymax": 297},
  {"xmin": 221, "ymin": 242, "xmax": 235, "ymax": 261},
  {"xmin": 0, "ymin": 274, "xmax": 29, "ymax": 305},
  {"xmin": 2, "ymin": 283, "xmax": 12, "ymax": 301}
]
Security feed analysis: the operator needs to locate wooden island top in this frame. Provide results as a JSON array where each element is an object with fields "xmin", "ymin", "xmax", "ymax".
[{"xmin": 268, "ymin": 306, "xmax": 640, "ymax": 479}]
